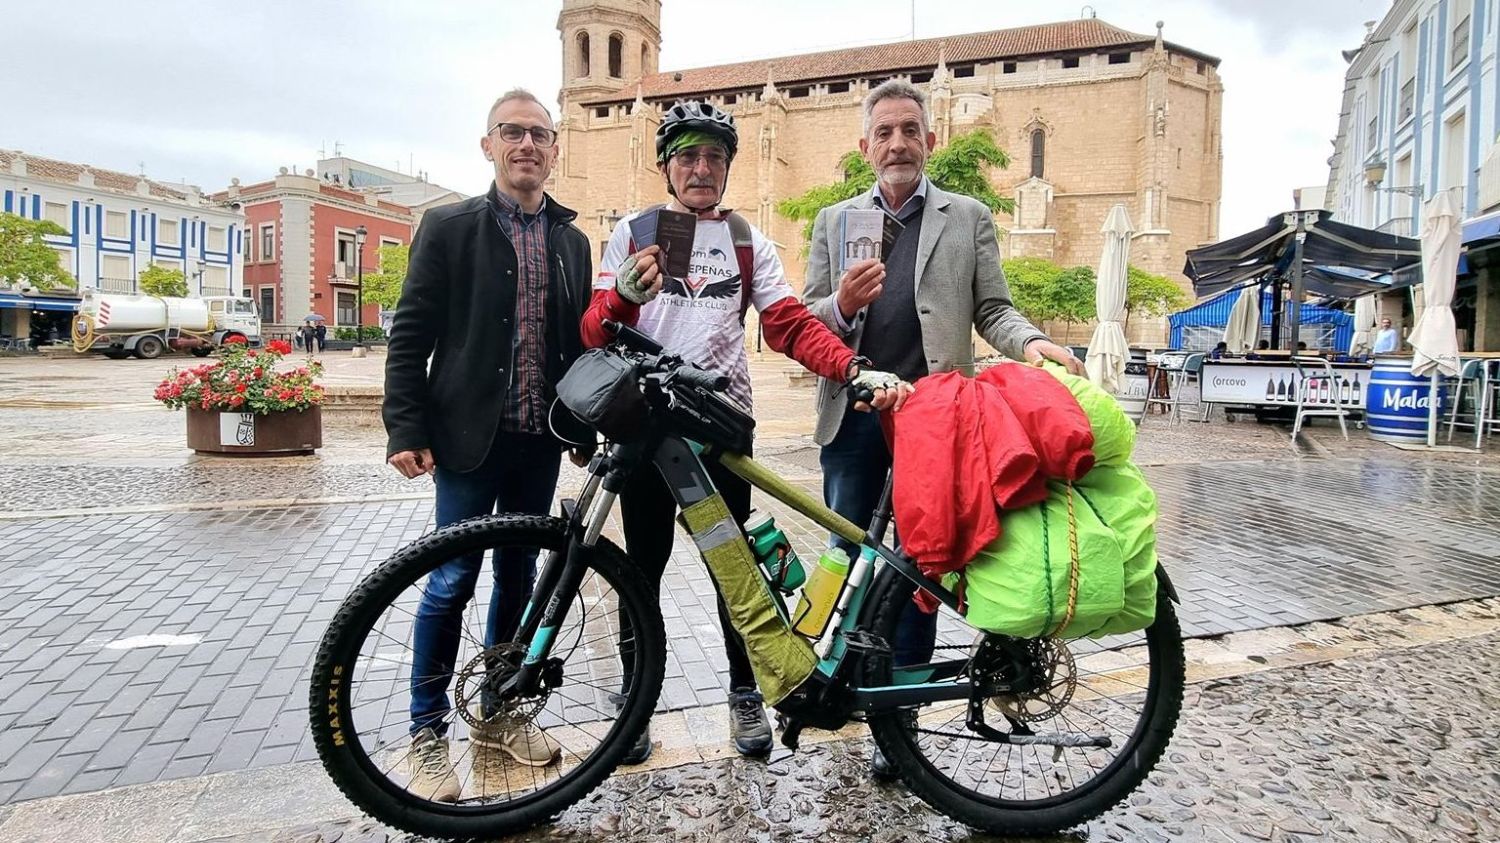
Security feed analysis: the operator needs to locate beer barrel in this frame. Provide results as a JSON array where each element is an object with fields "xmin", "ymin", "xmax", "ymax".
[{"xmin": 1365, "ymin": 356, "xmax": 1444, "ymax": 443}]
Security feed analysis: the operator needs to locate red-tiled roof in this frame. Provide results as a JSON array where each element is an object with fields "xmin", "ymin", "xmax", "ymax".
[
  {"xmin": 0, "ymin": 149, "xmax": 195, "ymax": 201},
  {"xmin": 582, "ymin": 18, "xmax": 1216, "ymax": 104}
]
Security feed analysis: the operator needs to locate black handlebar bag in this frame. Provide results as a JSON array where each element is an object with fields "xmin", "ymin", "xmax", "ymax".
[{"xmin": 556, "ymin": 349, "xmax": 650, "ymax": 442}]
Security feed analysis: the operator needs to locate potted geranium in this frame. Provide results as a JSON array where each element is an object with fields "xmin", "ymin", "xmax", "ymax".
[{"xmin": 154, "ymin": 338, "xmax": 325, "ymax": 455}]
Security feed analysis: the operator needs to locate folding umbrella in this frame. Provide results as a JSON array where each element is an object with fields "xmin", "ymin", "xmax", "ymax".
[
  {"xmin": 1085, "ymin": 204, "xmax": 1133, "ymax": 393},
  {"xmin": 1408, "ymin": 190, "xmax": 1462, "ymax": 446},
  {"xmin": 1222, "ymin": 285, "xmax": 1261, "ymax": 354}
]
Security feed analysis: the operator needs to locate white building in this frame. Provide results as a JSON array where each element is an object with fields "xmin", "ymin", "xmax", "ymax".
[
  {"xmin": 315, "ymin": 156, "xmax": 465, "ymax": 229},
  {"xmin": 0, "ymin": 150, "xmax": 245, "ymax": 298},
  {"xmin": 1324, "ymin": 0, "xmax": 1500, "ymax": 350}
]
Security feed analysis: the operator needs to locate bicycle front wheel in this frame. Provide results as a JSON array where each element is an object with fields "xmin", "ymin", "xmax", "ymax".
[
  {"xmin": 866, "ymin": 568, "xmax": 1184, "ymax": 836},
  {"xmin": 309, "ymin": 515, "xmax": 665, "ymax": 840}
]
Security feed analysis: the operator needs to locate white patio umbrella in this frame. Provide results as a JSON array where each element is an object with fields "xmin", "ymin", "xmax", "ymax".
[
  {"xmin": 1086, "ymin": 204, "xmax": 1133, "ymax": 393},
  {"xmin": 1349, "ymin": 294, "xmax": 1377, "ymax": 355},
  {"xmin": 1222, "ymin": 285, "xmax": 1261, "ymax": 354},
  {"xmin": 1408, "ymin": 190, "xmax": 1462, "ymax": 446}
]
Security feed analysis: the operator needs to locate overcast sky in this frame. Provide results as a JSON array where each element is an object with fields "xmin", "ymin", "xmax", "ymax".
[{"xmin": 4, "ymin": 0, "xmax": 1392, "ymax": 237}]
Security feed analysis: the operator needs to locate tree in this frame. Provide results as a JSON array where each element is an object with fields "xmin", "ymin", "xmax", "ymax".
[
  {"xmin": 777, "ymin": 128, "xmax": 1016, "ymax": 249},
  {"xmin": 361, "ymin": 244, "xmax": 410, "ymax": 310},
  {"xmin": 924, "ymin": 130, "xmax": 1015, "ymax": 215},
  {"xmin": 1001, "ymin": 256, "xmax": 1066, "ymax": 324},
  {"xmin": 138, "ymin": 263, "xmax": 188, "ymax": 298},
  {"xmin": 1125, "ymin": 265, "xmax": 1190, "ymax": 327},
  {"xmin": 1049, "ymin": 265, "xmax": 1099, "ymax": 343},
  {"xmin": 0, "ymin": 212, "xmax": 75, "ymax": 291},
  {"xmin": 776, "ymin": 152, "xmax": 873, "ymax": 244}
]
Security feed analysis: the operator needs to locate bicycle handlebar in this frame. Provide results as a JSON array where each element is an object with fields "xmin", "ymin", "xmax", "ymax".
[{"xmin": 599, "ymin": 318, "xmax": 729, "ymax": 393}]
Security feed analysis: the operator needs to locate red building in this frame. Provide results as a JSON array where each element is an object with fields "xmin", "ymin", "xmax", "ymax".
[{"xmin": 213, "ymin": 168, "xmax": 412, "ymax": 332}]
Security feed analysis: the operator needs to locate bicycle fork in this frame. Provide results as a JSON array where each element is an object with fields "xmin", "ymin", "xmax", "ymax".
[{"xmin": 498, "ymin": 444, "xmax": 634, "ymax": 699}]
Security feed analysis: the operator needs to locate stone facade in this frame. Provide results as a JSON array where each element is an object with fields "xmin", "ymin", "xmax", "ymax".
[{"xmin": 550, "ymin": 6, "xmax": 1223, "ymax": 345}]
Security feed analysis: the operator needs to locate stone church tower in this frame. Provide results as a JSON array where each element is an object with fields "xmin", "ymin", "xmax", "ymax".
[{"xmin": 557, "ymin": 1, "xmax": 661, "ymax": 112}]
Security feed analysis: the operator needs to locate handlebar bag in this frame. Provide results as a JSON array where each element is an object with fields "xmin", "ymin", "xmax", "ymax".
[{"xmin": 556, "ymin": 349, "xmax": 649, "ymax": 441}]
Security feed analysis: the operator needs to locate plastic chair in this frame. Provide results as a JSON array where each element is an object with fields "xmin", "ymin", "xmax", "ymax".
[
  {"xmin": 1290, "ymin": 356, "xmax": 1351, "ymax": 441},
  {"xmin": 1167, "ymin": 353, "xmax": 1206, "ymax": 425}
]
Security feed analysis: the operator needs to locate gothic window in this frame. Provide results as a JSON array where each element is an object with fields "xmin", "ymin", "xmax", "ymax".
[
  {"xmin": 640, "ymin": 42, "xmax": 648, "ymax": 74},
  {"xmin": 1030, "ymin": 128, "xmax": 1045, "ymax": 179},
  {"xmin": 576, "ymin": 32, "xmax": 590, "ymax": 76},
  {"xmin": 609, "ymin": 34, "xmax": 624, "ymax": 78}
]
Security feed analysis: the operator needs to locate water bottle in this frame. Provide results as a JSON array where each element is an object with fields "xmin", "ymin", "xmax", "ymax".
[
  {"xmin": 792, "ymin": 547, "xmax": 851, "ymax": 638},
  {"xmin": 743, "ymin": 511, "xmax": 805, "ymax": 592}
]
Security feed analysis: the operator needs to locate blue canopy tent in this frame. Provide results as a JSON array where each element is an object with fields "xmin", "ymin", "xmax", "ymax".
[
  {"xmin": 1169, "ymin": 287, "xmax": 1353, "ymax": 352},
  {"xmin": 1184, "ymin": 210, "xmax": 1420, "ymax": 349}
]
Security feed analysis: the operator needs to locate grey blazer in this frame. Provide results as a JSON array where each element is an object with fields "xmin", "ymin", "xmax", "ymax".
[{"xmin": 802, "ymin": 184, "xmax": 1047, "ymax": 446}]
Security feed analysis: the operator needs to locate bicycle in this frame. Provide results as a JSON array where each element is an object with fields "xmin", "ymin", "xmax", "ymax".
[{"xmin": 309, "ymin": 321, "xmax": 1185, "ymax": 839}]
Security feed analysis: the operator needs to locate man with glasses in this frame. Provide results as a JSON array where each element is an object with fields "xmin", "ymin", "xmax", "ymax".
[
  {"xmin": 580, "ymin": 100, "xmax": 909, "ymax": 765},
  {"xmin": 384, "ymin": 88, "xmax": 594, "ymax": 801}
]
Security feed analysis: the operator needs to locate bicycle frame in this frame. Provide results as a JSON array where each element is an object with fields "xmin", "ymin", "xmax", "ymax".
[{"xmin": 501, "ymin": 430, "xmax": 978, "ymax": 718}]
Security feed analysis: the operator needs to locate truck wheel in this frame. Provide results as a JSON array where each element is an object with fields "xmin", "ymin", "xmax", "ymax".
[
  {"xmin": 190, "ymin": 347, "xmax": 213, "ymax": 358},
  {"xmin": 134, "ymin": 336, "xmax": 164, "ymax": 360}
]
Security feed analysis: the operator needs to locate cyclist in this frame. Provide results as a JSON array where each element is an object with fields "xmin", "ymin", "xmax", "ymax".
[{"xmin": 581, "ymin": 100, "xmax": 910, "ymax": 763}]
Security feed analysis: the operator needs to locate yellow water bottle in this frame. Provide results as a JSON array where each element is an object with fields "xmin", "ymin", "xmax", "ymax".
[{"xmin": 792, "ymin": 548, "xmax": 850, "ymax": 638}]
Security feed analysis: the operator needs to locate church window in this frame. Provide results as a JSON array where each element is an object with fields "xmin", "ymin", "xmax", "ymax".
[
  {"xmin": 910, "ymin": 72, "xmax": 931, "ymax": 84},
  {"xmin": 608, "ymin": 33, "xmax": 624, "ymax": 78},
  {"xmin": 953, "ymin": 64, "xmax": 975, "ymax": 78},
  {"xmin": 828, "ymin": 80, "xmax": 851, "ymax": 93},
  {"xmin": 789, "ymin": 86, "xmax": 810, "ymax": 98},
  {"xmin": 1061, "ymin": 56, "xmax": 1080, "ymax": 69},
  {"xmin": 1003, "ymin": 62, "xmax": 1018, "ymax": 74},
  {"xmin": 1030, "ymin": 128, "xmax": 1045, "ymax": 179},
  {"xmin": 594, "ymin": 106, "xmax": 610, "ymax": 118},
  {"xmin": 576, "ymin": 32, "xmax": 590, "ymax": 76},
  {"xmin": 1109, "ymin": 52, "xmax": 1130, "ymax": 64}
]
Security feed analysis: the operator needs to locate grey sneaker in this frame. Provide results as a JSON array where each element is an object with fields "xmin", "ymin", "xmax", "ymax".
[
  {"xmin": 728, "ymin": 687, "xmax": 773, "ymax": 757},
  {"xmin": 407, "ymin": 727, "xmax": 461, "ymax": 802}
]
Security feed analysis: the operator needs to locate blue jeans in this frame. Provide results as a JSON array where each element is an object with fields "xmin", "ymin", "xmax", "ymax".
[
  {"xmin": 820, "ymin": 407, "xmax": 936, "ymax": 667},
  {"xmin": 409, "ymin": 431, "xmax": 562, "ymax": 736}
]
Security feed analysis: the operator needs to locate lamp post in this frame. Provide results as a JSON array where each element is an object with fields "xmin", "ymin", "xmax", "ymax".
[
  {"xmin": 354, "ymin": 225, "xmax": 367, "ymax": 356},
  {"xmin": 194, "ymin": 259, "xmax": 206, "ymax": 296}
]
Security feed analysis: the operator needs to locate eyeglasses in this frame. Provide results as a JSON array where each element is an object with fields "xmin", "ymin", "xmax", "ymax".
[
  {"xmin": 489, "ymin": 122, "xmax": 558, "ymax": 148},
  {"xmin": 672, "ymin": 149, "xmax": 729, "ymax": 169}
]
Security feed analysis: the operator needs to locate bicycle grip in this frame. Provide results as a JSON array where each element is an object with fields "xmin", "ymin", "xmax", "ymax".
[{"xmin": 675, "ymin": 365, "xmax": 730, "ymax": 392}]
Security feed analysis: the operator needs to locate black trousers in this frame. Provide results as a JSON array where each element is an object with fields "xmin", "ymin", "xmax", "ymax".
[{"xmin": 619, "ymin": 451, "xmax": 757, "ymax": 692}]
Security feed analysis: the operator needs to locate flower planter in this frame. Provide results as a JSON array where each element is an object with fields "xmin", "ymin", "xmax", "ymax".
[{"xmin": 185, "ymin": 406, "xmax": 323, "ymax": 456}]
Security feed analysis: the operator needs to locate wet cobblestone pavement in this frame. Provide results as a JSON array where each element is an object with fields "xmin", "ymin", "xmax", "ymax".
[{"xmin": 172, "ymin": 622, "xmax": 1500, "ymax": 842}]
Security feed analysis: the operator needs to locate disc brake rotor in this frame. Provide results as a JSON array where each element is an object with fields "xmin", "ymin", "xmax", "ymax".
[
  {"xmin": 453, "ymin": 643, "xmax": 549, "ymax": 729},
  {"xmin": 973, "ymin": 636, "xmax": 1078, "ymax": 724}
]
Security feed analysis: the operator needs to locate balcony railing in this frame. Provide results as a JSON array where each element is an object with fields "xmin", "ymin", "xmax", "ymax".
[{"xmin": 99, "ymin": 277, "xmax": 136, "ymax": 294}]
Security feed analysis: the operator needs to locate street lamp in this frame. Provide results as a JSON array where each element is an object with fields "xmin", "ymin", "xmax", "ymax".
[
  {"xmin": 194, "ymin": 259, "xmax": 206, "ymax": 295},
  {"xmin": 1363, "ymin": 160, "xmax": 1424, "ymax": 197},
  {"xmin": 354, "ymin": 225, "xmax": 367, "ymax": 352}
]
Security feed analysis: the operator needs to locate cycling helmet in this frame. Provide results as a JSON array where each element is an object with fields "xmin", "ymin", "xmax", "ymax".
[{"xmin": 655, "ymin": 100, "xmax": 739, "ymax": 164}]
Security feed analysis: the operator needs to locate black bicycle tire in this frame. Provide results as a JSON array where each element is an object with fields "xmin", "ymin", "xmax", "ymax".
[
  {"xmin": 866, "ymin": 572, "xmax": 1184, "ymax": 836},
  {"xmin": 309, "ymin": 514, "xmax": 666, "ymax": 840}
]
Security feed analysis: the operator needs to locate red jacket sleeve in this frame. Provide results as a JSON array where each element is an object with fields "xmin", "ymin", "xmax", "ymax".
[
  {"xmin": 580, "ymin": 288, "xmax": 641, "ymax": 349},
  {"xmin": 977, "ymin": 364, "xmax": 1095, "ymax": 481},
  {"xmin": 758, "ymin": 296, "xmax": 856, "ymax": 381}
]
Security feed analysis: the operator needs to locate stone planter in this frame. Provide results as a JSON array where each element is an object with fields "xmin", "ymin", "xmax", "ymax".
[{"xmin": 185, "ymin": 406, "xmax": 323, "ymax": 456}]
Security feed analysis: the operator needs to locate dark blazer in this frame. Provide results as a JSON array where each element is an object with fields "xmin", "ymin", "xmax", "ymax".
[{"xmin": 383, "ymin": 183, "xmax": 593, "ymax": 473}]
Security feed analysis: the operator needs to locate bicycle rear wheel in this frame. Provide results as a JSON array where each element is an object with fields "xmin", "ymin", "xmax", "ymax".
[
  {"xmin": 865, "ymin": 569, "xmax": 1184, "ymax": 836},
  {"xmin": 309, "ymin": 515, "xmax": 665, "ymax": 840}
]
